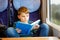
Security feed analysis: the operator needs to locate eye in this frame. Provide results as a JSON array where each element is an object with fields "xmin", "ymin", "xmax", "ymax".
[
  {"xmin": 22, "ymin": 16, "xmax": 25, "ymax": 17},
  {"xmin": 27, "ymin": 15, "xmax": 29, "ymax": 17}
]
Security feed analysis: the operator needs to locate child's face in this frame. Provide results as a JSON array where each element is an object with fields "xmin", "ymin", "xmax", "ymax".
[{"xmin": 18, "ymin": 13, "xmax": 29, "ymax": 23}]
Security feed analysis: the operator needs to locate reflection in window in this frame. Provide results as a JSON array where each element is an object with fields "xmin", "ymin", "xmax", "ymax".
[{"xmin": 49, "ymin": 0, "xmax": 60, "ymax": 25}]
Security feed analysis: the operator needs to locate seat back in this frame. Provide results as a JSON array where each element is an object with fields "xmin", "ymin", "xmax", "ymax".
[
  {"xmin": 3, "ymin": 0, "xmax": 41, "ymax": 27},
  {"xmin": 13, "ymin": 0, "xmax": 41, "ymax": 22},
  {"xmin": 0, "ymin": 0, "xmax": 9, "ymax": 27}
]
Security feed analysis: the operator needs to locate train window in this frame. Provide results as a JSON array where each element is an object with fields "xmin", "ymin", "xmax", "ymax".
[{"xmin": 48, "ymin": 0, "xmax": 60, "ymax": 25}]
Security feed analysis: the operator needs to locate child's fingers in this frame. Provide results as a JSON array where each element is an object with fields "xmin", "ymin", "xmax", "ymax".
[
  {"xmin": 35, "ymin": 24, "xmax": 40, "ymax": 28},
  {"xmin": 16, "ymin": 28, "xmax": 22, "ymax": 33},
  {"xmin": 33, "ymin": 24, "xmax": 40, "ymax": 30},
  {"xmin": 17, "ymin": 29, "xmax": 21, "ymax": 33}
]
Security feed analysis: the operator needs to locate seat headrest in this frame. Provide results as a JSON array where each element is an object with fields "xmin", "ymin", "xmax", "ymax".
[
  {"xmin": 13, "ymin": 0, "xmax": 40, "ymax": 12},
  {"xmin": 0, "ymin": 0, "xmax": 8, "ymax": 12}
]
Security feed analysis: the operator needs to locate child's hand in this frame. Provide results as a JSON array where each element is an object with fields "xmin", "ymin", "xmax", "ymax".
[
  {"xmin": 16, "ymin": 28, "xmax": 21, "ymax": 33},
  {"xmin": 33, "ymin": 24, "xmax": 40, "ymax": 30}
]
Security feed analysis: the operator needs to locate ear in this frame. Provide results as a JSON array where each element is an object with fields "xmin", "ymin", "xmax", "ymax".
[{"xmin": 17, "ymin": 15, "xmax": 20, "ymax": 19}]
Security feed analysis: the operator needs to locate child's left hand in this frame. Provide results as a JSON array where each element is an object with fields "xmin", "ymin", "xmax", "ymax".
[{"xmin": 33, "ymin": 24, "xmax": 40, "ymax": 30}]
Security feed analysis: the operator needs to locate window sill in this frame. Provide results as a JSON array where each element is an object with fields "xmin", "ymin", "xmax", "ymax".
[
  {"xmin": 46, "ymin": 18, "xmax": 60, "ymax": 32},
  {"xmin": 46, "ymin": 18, "xmax": 60, "ymax": 37}
]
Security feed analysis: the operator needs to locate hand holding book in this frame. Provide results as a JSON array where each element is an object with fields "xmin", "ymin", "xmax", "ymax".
[
  {"xmin": 33, "ymin": 24, "xmax": 40, "ymax": 30},
  {"xmin": 16, "ymin": 28, "xmax": 22, "ymax": 33},
  {"xmin": 31, "ymin": 19, "xmax": 40, "ymax": 30}
]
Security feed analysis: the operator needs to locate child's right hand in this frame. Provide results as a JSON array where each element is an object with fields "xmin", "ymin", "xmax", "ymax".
[{"xmin": 16, "ymin": 28, "xmax": 21, "ymax": 33}]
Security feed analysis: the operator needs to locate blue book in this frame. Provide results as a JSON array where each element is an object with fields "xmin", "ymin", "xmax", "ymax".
[
  {"xmin": 16, "ymin": 20, "xmax": 40, "ymax": 35},
  {"xmin": 16, "ymin": 22, "xmax": 32, "ymax": 35}
]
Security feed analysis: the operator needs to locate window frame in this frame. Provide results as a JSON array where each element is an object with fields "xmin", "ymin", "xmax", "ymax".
[{"xmin": 46, "ymin": 0, "xmax": 60, "ymax": 31}]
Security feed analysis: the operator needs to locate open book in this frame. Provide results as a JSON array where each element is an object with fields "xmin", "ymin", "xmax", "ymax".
[
  {"xmin": 31, "ymin": 20, "xmax": 40, "ymax": 25},
  {"xmin": 16, "ymin": 20, "xmax": 40, "ymax": 35}
]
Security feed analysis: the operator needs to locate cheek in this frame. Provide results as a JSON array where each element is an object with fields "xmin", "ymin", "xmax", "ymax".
[
  {"xmin": 20, "ymin": 17, "xmax": 24, "ymax": 20},
  {"xmin": 22, "ymin": 18, "xmax": 25, "ymax": 20},
  {"xmin": 18, "ymin": 16, "xmax": 23, "ymax": 20},
  {"xmin": 26, "ymin": 17, "xmax": 29, "ymax": 21},
  {"xmin": 26, "ymin": 14, "xmax": 29, "ymax": 19}
]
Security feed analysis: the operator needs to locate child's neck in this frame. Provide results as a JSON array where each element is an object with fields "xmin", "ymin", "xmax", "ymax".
[
  {"xmin": 20, "ymin": 21, "xmax": 28, "ymax": 24},
  {"xmin": 23, "ymin": 21, "xmax": 28, "ymax": 24}
]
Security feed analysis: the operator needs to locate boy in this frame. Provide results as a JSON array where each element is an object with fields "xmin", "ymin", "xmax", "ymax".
[
  {"xmin": 6, "ymin": 7, "xmax": 49, "ymax": 37},
  {"xmin": 16, "ymin": 7, "xmax": 40, "ymax": 34}
]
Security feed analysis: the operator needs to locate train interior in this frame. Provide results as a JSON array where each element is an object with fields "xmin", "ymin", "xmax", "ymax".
[{"xmin": 0, "ymin": 0, "xmax": 60, "ymax": 39}]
